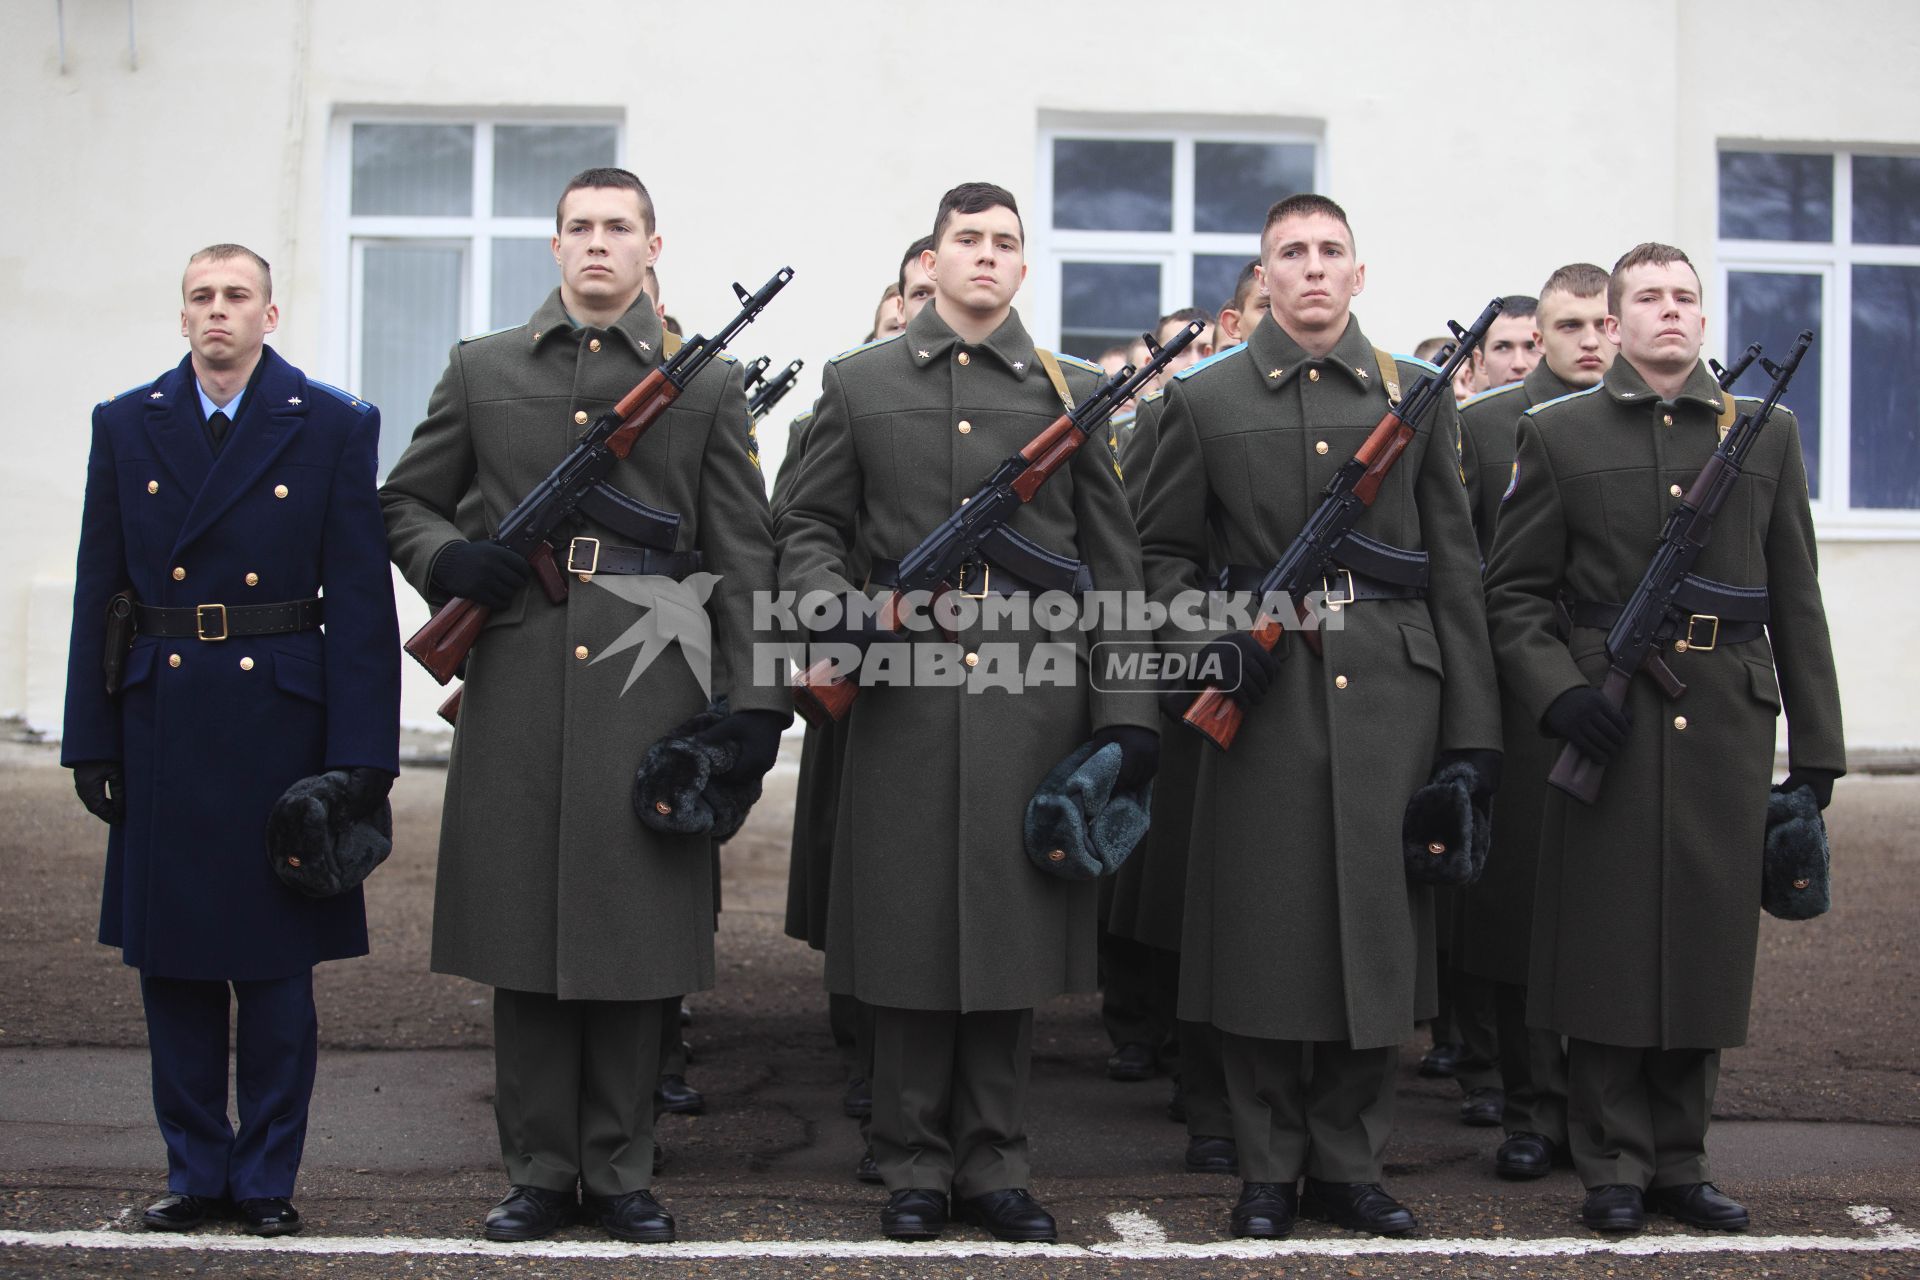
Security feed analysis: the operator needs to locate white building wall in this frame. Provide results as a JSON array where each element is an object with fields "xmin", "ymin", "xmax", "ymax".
[{"xmin": 3, "ymin": 0, "xmax": 1914, "ymax": 746}]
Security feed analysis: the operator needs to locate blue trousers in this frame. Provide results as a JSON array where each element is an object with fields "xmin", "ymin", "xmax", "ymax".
[{"xmin": 139, "ymin": 970, "xmax": 318, "ymax": 1201}]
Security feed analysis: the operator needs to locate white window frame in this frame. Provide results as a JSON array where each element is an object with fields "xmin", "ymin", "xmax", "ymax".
[
  {"xmin": 1716, "ymin": 147, "xmax": 1920, "ymax": 539},
  {"xmin": 1030, "ymin": 114, "xmax": 1325, "ymax": 352}
]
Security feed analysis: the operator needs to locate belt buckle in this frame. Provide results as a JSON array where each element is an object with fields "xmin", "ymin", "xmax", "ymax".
[
  {"xmin": 958, "ymin": 561, "xmax": 992, "ymax": 600},
  {"xmin": 1321, "ymin": 567, "xmax": 1355, "ymax": 609},
  {"xmin": 567, "ymin": 536, "xmax": 602, "ymax": 580},
  {"xmin": 195, "ymin": 602, "xmax": 229, "ymax": 642},
  {"xmin": 1684, "ymin": 614, "xmax": 1720, "ymax": 652}
]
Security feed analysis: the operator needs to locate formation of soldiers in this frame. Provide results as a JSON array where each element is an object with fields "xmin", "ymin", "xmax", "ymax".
[{"xmin": 63, "ymin": 165, "xmax": 1843, "ymax": 1247}]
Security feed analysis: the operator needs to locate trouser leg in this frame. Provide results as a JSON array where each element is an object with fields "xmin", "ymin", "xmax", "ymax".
[
  {"xmin": 228, "ymin": 970, "xmax": 318, "ymax": 1200},
  {"xmin": 139, "ymin": 973, "xmax": 234, "ymax": 1198},
  {"xmin": 829, "ymin": 992, "xmax": 863, "ymax": 1079},
  {"xmin": 1221, "ymin": 1032, "xmax": 1309, "ymax": 1183},
  {"xmin": 949, "ymin": 1008, "xmax": 1034, "ymax": 1199},
  {"xmin": 870, "ymin": 1006, "xmax": 957, "ymax": 1193},
  {"xmin": 657, "ymin": 996, "xmax": 687, "ymax": 1079},
  {"xmin": 1431, "ymin": 948, "xmax": 1458, "ymax": 1047},
  {"xmin": 1302, "ymin": 1041, "xmax": 1398, "ymax": 1184},
  {"xmin": 855, "ymin": 998, "xmax": 876, "ymax": 1145},
  {"xmin": 1451, "ymin": 970, "xmax": 1501, "ymax": 1094},
  {"xmin": 1099, "ymin": 929, "xmax": 1162, "ymax": 1053},
  {"xmin": 1566, "ymin": 1038, "xmax": 1656, "ymax": 1190},
  {"xmin": 1179, "ymin": 1019, "xmax": 1232, "ymax": 1140},
  {"xmin": 579, "ymin": 998, "xmax": 663, "ymax": 1196},
  {"xmin": 493, "ymin": 988, "xmax": 584, "ymax": 1193},
  {"xmin": 1646, "ymin": 1048, "xmax": 1719, "ymax": 1190}
]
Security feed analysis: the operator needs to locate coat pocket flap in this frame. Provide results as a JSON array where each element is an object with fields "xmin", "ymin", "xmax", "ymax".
[
  {"xmin": 1401, "ymin": 622, "xmax": 1445, "ymax": 677},
  {"xmin": 273, "ymin": 650, "xmax": 327, "ymax": 704},
  {"xmin": 1747, "ymin": 658, "xmax": 1782, "ymax": 709}
]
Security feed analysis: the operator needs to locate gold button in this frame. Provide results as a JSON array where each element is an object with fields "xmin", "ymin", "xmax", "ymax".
[
  {"xmin": 168, "ymin": 653, "xmax": 181, "ymax": 668},
  {"xmin": 574, "ymin": 410, "xmax": 589, "ymax": 425},
  {"xmin": 1674, "ymin": 639, "xmax": 1689, "ymax": 653},
  {"xmin": 245, "ymin": 572, "xmax": 259, "ymax": 587},
  {"xmin": 957, "ymin": 420, "xmax": 972, "ymax": 434},
  {"xmin": 1334, "ymin": 674, "xmax": 1349, "ymax": 689},
  {"xmin": 532, "ymin": 331, "xmax": 542, "ymax": 342},
  {"xmin": 172, "ymin": 566, "xmax": 186, "ymax": 581},
  {"xmin": 239, "ymin": 657, "xmax": 254, "ymax": 672},
  {"xmin": 654, "ymin": 800, "xmax": 672, "ymax": 816},
  {"xmin": 1048, "ymin": 849, "xmax": 1067, "ymax": 863},
  {"xmin": 1673, "ymin": 715, "xmax": 1688, "ymax": 730},
  {"xmin": 1427, "ymin": 841, "xmax": 1447, "ymax": 855},
  {"xmin": 960, "ymin": 496, "xmax": 971, "ymax": 506},
  {"xmin": 1669, "ymin": 484, "xmax": 1683, "ymax": 497},
  {"xmin": 957, "ymin": 351, "xmax": 970, "ymax": 366},
  {"xmin": 589, "ymin": 338, "xmax": 602, "ymax": 352},
  {"xmin": 1315, "ymin": 441, "xmax": 1329, "ymax": 455},
  {"xmin": 286, "ymin": 856, "xmax": 301, "ymax": 868},
  {"xmin": 146, "ymin": 480, "xmax": 159, "ymax": 494},
  {"xmin": 1662, "ymin": 413, "xmax": 1674, "ymax": 427},
  {"xmin": 575, "ymin": 645, "xmax": 590, "ymax": 660},
  {"xmin": 274, "ymin": 484, "xmax": 289, "ymax": 499},
  {"xmin": 1308, "ymin": 368, "xmax": 1321, "ymax": 382},
  {"xmin": 964, "ymin": 652, "xmax": 979, "ymax": 668}
]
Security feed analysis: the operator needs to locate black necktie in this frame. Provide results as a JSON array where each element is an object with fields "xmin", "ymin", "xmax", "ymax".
[{"xmin": 207, "ymin": 409, "xmax": 231, "ymax": 454}]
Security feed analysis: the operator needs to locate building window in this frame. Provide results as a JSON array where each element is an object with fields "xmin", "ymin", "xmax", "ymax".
[
  {"xmin": 1031, "ymin": 121, "xmax": 1321, "ymax": 363},
  {"xmin": 1717, "ymin": 148, "xmax": 1920, "ymax": 525},
  {"xmin": 330, "ymin": 116, "xmax": 620, "ymax": 475}
]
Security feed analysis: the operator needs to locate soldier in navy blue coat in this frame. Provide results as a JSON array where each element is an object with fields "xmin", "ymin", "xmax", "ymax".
[{"xmin": 61, "ymin": 244, "xmax": 400, "ymax": 1237}]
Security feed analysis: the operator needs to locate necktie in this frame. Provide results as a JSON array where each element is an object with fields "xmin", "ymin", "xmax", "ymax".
[{"xmin": 207, "ymin": 409, "xmax": 231, "ymax": 454}]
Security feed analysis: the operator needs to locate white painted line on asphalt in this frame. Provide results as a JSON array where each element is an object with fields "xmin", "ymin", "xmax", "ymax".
[
  {"xmin": 4, "ymin": 1226, "xmax": 1920, "ymax": 1260},
  {"xmin": 1106, "ymin": 1209, "xmax": 1168, "ymax": 1245},
  {"xmin": 1850, "ymin": 1204, "xmax": 1894, "ymax": 1227}
]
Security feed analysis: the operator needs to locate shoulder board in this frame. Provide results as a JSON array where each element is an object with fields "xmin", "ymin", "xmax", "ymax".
[
  {"xmin": 790, "ymin": 409, "xmax": 815, "ymax": 427},
  {"xmin": 829, "ymin": 332, "xmax": 905, "ymax": 364},
  {"xmin": 100, "ymin": 378, "xmax": 156, "ymax": 406},
  {"xmin": 1139, "ymin": 388, "xmax": 1166, "ymax": 404},
  {"xmin": 307, "ymin": 379, "xmax": 372, "ymax": 413},
  {"xmin": 1391, "ymin": 353, "xmax": 1442, "ymax": 376},
  {"xmin": 714, "ymin": 350, "xmax": 735, "ymax": 363},
  {"xmin": 1054, "ymin": 352, "xmax": 1102, "ymax": 374},
  {"xmin": 1461, "ymin": 381, "xmax": 1526, "ymax": 410},
  {"xmin": 1525, "ymin": 384, "xmax": 1606, "ymax": 418},
  {"xmin": 459, "ymin": 323, "xmax": 522, "ymax": 345},
  {"xmin": 1173, "ymin": 342, "xmax": 1247, "ymax": 381}
]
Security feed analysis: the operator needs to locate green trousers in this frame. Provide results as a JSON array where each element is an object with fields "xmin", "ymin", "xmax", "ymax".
[
  {"xmin": 1222, "ymin": 1034, "xmax": 1398, "ymax": 1183},
  {"xmin": 870, "ymin": 1005, "xmax": 1033, "ymax": 1198},
  {"xmin": 1566, "ymin": 1039, "xmax": 1718, "ymax": 1190},
  {"xmin": 494, "ymin": 988, "xmax": 663, "ymax": 1197},
  {"xmin": 831, "ymin": 992, "xmax": 876, "ymax": 1143}
]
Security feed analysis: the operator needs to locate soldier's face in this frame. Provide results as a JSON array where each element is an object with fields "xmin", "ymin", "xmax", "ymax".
[
  {"xmin": 1216, "ymin": 289, "xmax": 1270, "ymax": 345},
  {"xmin": 1537, "ymin": 289, "xmax": 1613, "ymax": 388},
  {"xmin": 900, "ymin": 257, "xmax": 937, "ymax": 323},
  {"xmin": 180, "ymin": 258, "xmax": 277, "ymax": 370},
  {"xmin": 1152, "ymin": 318, "xmax": 1212, "ymax": 389},
  {"xmin": 1474, "ymin": 313, "xmax": 1541, "ymax": 389},
  {"xmin": 1607, "ymin": 261, "xmax": 1706, "ymax": 374},
  {"xmin": 926, "ymin": 205, "xmax": 1027, "ymax": 317},
  {"xmin": 1257, "ymin": 213, "xmax": 1364, "ymax": 341},
  {"xmin": 552, "ymin": 187, "xmax": 660, "ymax": 312},
  {"xmin": 873, "ymin": 293, "xmax": 906, "ymax": 339}
]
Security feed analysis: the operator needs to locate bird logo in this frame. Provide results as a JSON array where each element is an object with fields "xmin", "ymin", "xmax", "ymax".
[{"xmin": 588, "ymin": 573, "xmax": 721, "ymax": 698}]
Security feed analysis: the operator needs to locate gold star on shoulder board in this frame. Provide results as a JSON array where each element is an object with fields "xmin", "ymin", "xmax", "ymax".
[
  {"xmin": 1355, "ymin": 367, "xmax": 1369, "ymax": 380},
  {"xmin": 1013, "ymin": 361, "xmax": 1025, "ymax": 372},
  {"xmin": 917, "ymin": 350, "xmax": 931, "ymax": 360},
  {"xmin": 1268, "ymin": 369, "xmax": 1284, "ymax": 380},
  {"xmin": 638, "ymin": 340, "xmax": 652, "ymax": 352}
]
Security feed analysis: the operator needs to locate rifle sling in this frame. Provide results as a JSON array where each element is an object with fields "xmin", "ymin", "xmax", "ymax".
[{"xmin": 1035, "ymin": 349, "xmax": 1075, "ymax": 414}]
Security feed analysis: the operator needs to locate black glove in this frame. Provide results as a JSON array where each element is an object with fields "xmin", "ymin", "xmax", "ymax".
[
  {"xmin": 1433, "ymin": 748, "xmax": 1502, "ymax": 809},
  {"xmin": 72, "ymin": 760, "xmax": 125, "ymax": 825},
  {"xmin": 339, "ymin": 767, "xmax": 397, "ymax": 821},
  {"xmin": 430, "ymin": 539, "xmax": 531, "ymax": 611},
  {"xmin": 695, "ymin": 709, "xmax": 789, "ymax": 783},
  {"xmin": 1775, "ymin": 768, "xmax": 1837, "ymax": 811},
  {"xmin": 1092, "ymin": 724, "xmax": 1160, "ymax": 788},
  {"xmin": 1201, "ymin": 633, "xmax": 1282, "ymax": 708},
  {"xmin": 1543, "ymin": 686, "xmax": 1631, "ymax": 765}
]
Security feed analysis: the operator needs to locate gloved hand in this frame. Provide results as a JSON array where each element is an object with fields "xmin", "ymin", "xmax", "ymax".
[
  {"xmin": 339, "ymin": 767, "xmax": 397, "ymax": 821},
  {"xmin": 1775, "ymin": 768, "xmax": 1837, "ymax": 811},
  {"xmin": 430, "ymin": 539, "xmax": 530, "ymax": 611},
  {"xmin": 1543, "ymin": 686, "xmax": 1631, "ymax": 765},
  {"xmin": 695, "ymin": 709, "xmax": 790, "ymax": 783},
  {"xmin": 72, "ymin": 760, "xmax": 125, "ymax": 825},
  {"xmin": 1432, "ymin": 748, "xmax": 1503, "ymax": 811},
  {"xmin": 1201, "ymin": 633, "xmax": 1282, "ymax": 708},
  {"xmin": 1092, "ymin": 724, "xmax": 1160, "ymax": 788}
]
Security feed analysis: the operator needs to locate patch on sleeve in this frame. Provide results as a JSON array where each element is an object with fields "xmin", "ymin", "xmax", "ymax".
[{"xmin": 1502, "ymin": 459, "xmax": 1519, "ymax": 503}]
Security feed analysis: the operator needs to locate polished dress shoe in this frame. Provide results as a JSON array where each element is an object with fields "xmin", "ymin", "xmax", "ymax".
[
  {"xmin": 1494, "ymin": 1132, "xmax": 1557, "ymax": 1180},
  {"xmin": 960, "ymin": 1187, "xmax": 1058, "ymax": 1242},
  {"xmin": 843, "ymin": 1075, "xmax": 873, "ymax": 1119},
  {"xmin": 1580, "ymin": 1183, "xmax": 1646, "ymax": 1233},
  {"xmin": 1107, "ymin": 1041, "xmax": 1158, "ymax": 1082},
  {"xmin": 1300, "ymin": 1178, "xmax": 1417, "ymax": 1236},
  {"xmin": 881, "ymin": 1189, "xmax": 948, "ymax": 1241},
  {"xmin": 1647, "ymin": 1182, "xmax": 1749, "ymax": 1231},
  {"xmin": 483, "ymin": 1184, "xmax": 576, "ymax": 1242},
  {"xmin": 856, "ymin": 1148, "xmax": 883, "ymax": 1184},
  {"xmin": 141, "ymin": 1193, "xmax": 223, "ymax": 1231},
  {"xmin": 1185, "ymin": 1135, "xmax": 1238, "ymax": 1174},
  {"xmin": 238, "ymin": 1198, "xmax": 301, "ymax": 1237},
  {"xmin": 654, "ymin": 1073, "xmax": 706, "ymax": 1115},
  {"xmin": 584, "ymin": 1189, "xmax": 675, "ymax": 1243},
  {"xmin": 1229, "ymin": 1181, "xmax": 1297, "ymax": 1239},
  {"xmin": 1459, "ymin": 1086, "xmax": 1504, "ymax": 1127},
  {"xmin": 1417, "ymin": 1042, "xmax": 1461, "ymax": 1078}
]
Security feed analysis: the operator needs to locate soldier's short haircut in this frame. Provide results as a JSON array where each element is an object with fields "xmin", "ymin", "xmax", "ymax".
[
  {"xmin": 932, "ymin": 183, "xmax": 1024, "ymax": 248},
  {"xmin": 1261, "ymin": 194, "xmax": 1354, "ymax": 251},
  {"xmin": 1227, "ymin": 259, "xmax": 1261, "ymax": 313},
  {"xmin": 897, "ymin": 235, "xmax": 935, "ymax": 296},
  {"xmin": 556, "ymin": 167, "xmax": 656, "ymax": 234},
  {"xmin": 1413, "ymin": 336, "xmax": 1451, "ymax": 363},
  {"xmin": 1540, "ymin": 262, "xmax": 1610, "ymax": 302},
  {"xmin": 1098, "ymin": 343, "xmax": 1130, "ymax": 364},
  {"xmin": 1157, "ymin": 307, "xmax": 1211, "ymax": 341},
  {"xmin": 1608, "ymin": 242, "xmax": 1699, "ymax": 314},
  {"xmin": 185, "ymin": 243, "xmax": 272, "ymax": 301},
  {"xmin": 1499, "ymin": 294, "xmax": 1540, "ymax": 321}
]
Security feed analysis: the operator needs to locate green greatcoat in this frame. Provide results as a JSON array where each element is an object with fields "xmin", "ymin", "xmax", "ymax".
[
  {"xmin": 1137, "ymin": 313, "xmax": 1501, "ymax": 1050},
  {"xmin": 381, "ymin": 289, "xmax": 787, "ymax": 1002},
  {"xmin": 776, "ymin": 303, "xmax": 1158, "ymax": 1012},
  {"xmin": 1452, "ymin": 359, "xmax": 1580, "ymax": 984},
  {"xmin": 1484, "ymin": 357, "xmax": 1845, "ymax": 1049}
]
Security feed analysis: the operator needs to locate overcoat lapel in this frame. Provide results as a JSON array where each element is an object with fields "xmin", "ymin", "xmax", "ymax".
[
  {"xmin": 174, "ymin": 347, "xmax": 310, "ymax": 554},
  {"xmin": 142, "ymin": 357, "xmax": 213, "ymax": 498}
]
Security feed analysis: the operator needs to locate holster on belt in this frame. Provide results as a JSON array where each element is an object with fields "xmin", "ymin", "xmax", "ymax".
[{"xmin": 102, "ymin": 590, "xmax": 136, "ymax": 696}]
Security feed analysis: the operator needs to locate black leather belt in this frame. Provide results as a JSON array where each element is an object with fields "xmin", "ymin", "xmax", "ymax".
[
  {"xmin": 868, "ymin": 526, "xmax": 1094, "ymax": 598},
  {"xmin": 1569, "ymin": 574, "xmax": 1770, "ymax": 648},
  {"xmin": 1216, "ymin": 530, "xmax": 1428, "ymax": 603},
  {"xmin": 135, "ymin": 597, "xmax": 322, "ymax": 641},
  {"xmin": 563, "ymin": 536, "xmax": 702, "ymax": 579}
]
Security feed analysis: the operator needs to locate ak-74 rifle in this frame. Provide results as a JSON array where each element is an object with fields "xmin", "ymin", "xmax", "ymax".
[
  {"xmin": 790, "ymin": 320, "xmax": 1208, "ymax": 726},
  {"xmin": 748, "ymin": 358, "xmax": 805, "ymax": 423},
  {"xmin": 1547, "ymin": 331, "xmax": 1810, "ymax": 804}
]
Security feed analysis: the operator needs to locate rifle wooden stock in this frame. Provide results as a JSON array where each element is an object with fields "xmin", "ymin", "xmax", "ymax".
[
  {"xmin": 1011, "ymin": 412, "xmax": 1081, "ymax": 501},
  {"xmin": 437, "ymin": 685, "xmax": 463, "ymax": 726},
  {"xmin": 1183, "ymin": 610, "xmax": 1290, "ymax": 750},
  {"xmin": 789, "ymin": 590, "xmax": 915, "ymax": 725},
  {"xmin": 607, "ymin": 368, "xmax": 676, "ymax": 456},
  {"xmin": 405, "ymin": 596, "xmax": 489, "ymax": 685},
  {"xmin": 1351, "ymin": 412, "xmax": 1415, "ymax": 505},
  {"xmin": 1546, "ymin": 666, "xmax": 1632, "ymax": 804}
]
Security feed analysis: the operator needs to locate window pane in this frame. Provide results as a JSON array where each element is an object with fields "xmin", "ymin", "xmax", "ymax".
[
  {"xmin": 1194, "ymin": 142, "xmax": 1315, "ymax": 234},
  {"xmin": 1061, "ymin": 261, "xmax": 1161, "ymax": 364},
  {"xmin": 351, "ymin": 124, "xmax": 473, "ymax": 216},
  {"xmin": 1852, "ymin": 155, "xmax": 1920, "ymax": 246},
  {"xmin": 1850, "ymin": 265, "xmax": 1920, "ymax": 509},
  {"xmin": 1193, "ymin": 253, "xmax": 1253, "ymax": 317},
  {"xmin": 1053, "ymin": 139, "xmax": 1172, "ymax": 232},
  {"xmin": 494, "ymin": 124, "xmax": 619, "ymax": 217},
  {"xmin": 360, "ymin": 243, "xmax": 465, "ymax": 477},
  {"xmin": 491, "ymin": 238, "xmax": 558, "ymax": 329},
  {"xmin": 1726, "ymin": 272, "xmax": 1823, "ymax": 499},
  {"xmin": 1717, "ymin": 151, "xmax": 1831, "ymax": 242}
]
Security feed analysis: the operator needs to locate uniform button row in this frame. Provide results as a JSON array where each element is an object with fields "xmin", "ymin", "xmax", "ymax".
[{"xmin": 168, "ymin": 653, "xmax": 262, "ymax": 670}]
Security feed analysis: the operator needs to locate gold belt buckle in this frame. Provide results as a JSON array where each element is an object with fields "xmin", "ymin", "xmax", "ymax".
[
  {"xmin": 958, "ymin": 561, "xmax": 992, "ymax": 600},
  {"xmin": 1321, "ymin": 567, "xmax": 1356, "ymax": 609},
  {"xmin": 1684, "ymin": 614, "xmax": 1720, "ymax": 651},
  {"xmin": 566, "ymin": 536, "xmax": 602, "ymax": 580},
  {"xmin": 195, "ymin": 602, "xmax": 229, "ymax": 642}
]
